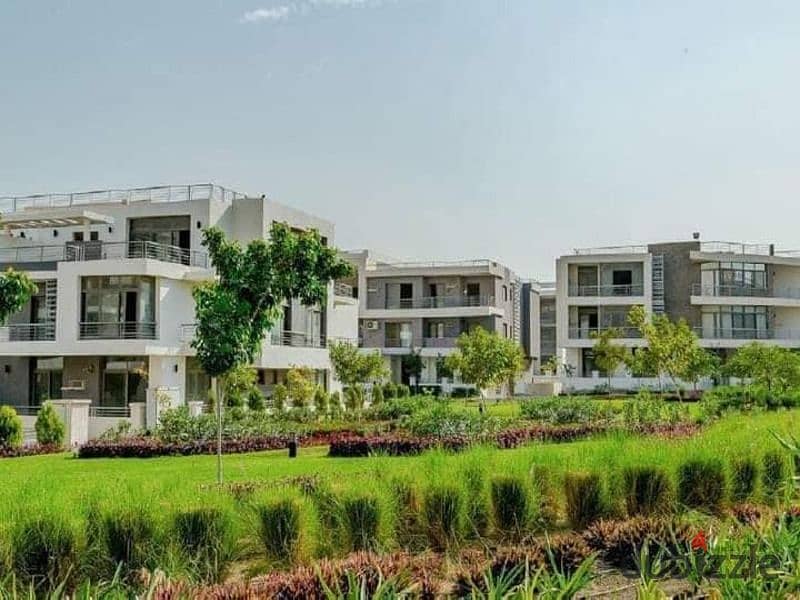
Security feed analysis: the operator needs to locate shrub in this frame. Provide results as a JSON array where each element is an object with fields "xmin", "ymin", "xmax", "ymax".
[
  {"xmin": 490, "ymin": 476, "xmax": 531, "ymax": 539},
  {"xmin": 272, "ymin": 384, "xmax": 288, "ymax": 412},
  {"xmin": 564, "ymin": 472, "xmax": 608, "ymax": 529},
  {"xmin": 35, "ymin": 402, "xmax": 65, "ymax": 447},
  {"xmin": 677, "ymin": 458, "xmax": 727, "ymax": 513},
  {"xmin": 340, "ymin": 495, "xmax": 381, "ymax": 552},
  {"xmin": 328, "ymin": 391, "xmax": 341, "ymax": 410},
  {"xmin": 11, "ymin": 514, "xmax": 77, "ymax": 591},
  {"xmin": 397, "ymin": 384, "xmax": 410, "ymax": 398},
  {"xmin": 247, "ymin": 388, "xmax": 265, "ymax": 412},
  {"xmin": 423, "ymin": 485, "xmax": 463, "ymax": 551},
  {"xmin": 621, "ymin": 466, "xmax": 674, "ymax": 516},
  {"xmin": 313, "ymin": 386, "xmax": 328, "ymax": 414},
  {"xmin": 287, "ymin": 367, "xmax": 315, "ymax": 409},
  {"xmin": 731, "ymin": 458, "xmax": 759, "ymax": 503},
  {"xmin": 0, "ymin": 405, "xmax": 23, "ymax": 449},
  {"xmin": 173, "ymin": 507, "xmax": 235, "ymax": 583},
  {"xmin": 520, "ymin": 397, "xmax": 616, "ymax": 425},
  {"xmin": 383, "ymin": 382, "xmax": 397, "ymax": 400},
  {"xmin": 763, "ymin": 450, "xmax": 789, "ymax": 502},
  {"xmin": 344, "ymin": 386, "xmax": 363, "ymax": 412},
  {"xmin": 370, "ymin": 385, "xmax": 384, "ymax": 406},
  {"xmin": 463, "ymin": 466, "xmax": 489, "ymax": 539},
  {"xmin": 255, "ymin": 499, "xmax": 301, "ymax": 564},
  {"xmin": 102, "ymin": 507, "xmax": 157, "ymax": 577}
]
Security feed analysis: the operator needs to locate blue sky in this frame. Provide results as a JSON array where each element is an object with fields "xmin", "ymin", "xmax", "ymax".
[{"xmin": 1, "ymin": 1, "xmax": 799, "ymax": 278}]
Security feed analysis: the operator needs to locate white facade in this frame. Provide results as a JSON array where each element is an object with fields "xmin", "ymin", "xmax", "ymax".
[
  {"xmin": 0, "ymin": 184, "xmax": 357, "ymax": 437},
  {"xmin": 344, "ymin": 250, "xmax": 538, "ymax": 388}
]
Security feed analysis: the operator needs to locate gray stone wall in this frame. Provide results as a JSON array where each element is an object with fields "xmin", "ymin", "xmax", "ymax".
[
  {"xmin": 0, "ymin": 357, "xmax": 30, "ymax": 405},
  {"xmin": 647, "ymin": 241, "xmax": 701, "ymax": 325}
]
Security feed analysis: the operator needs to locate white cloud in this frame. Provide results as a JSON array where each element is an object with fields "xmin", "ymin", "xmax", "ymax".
[
  {"xmin": 240, "ymin": 6, "xmax": 292, "ymax": 23},
  {"xmin": 240, "ymin": 0, "xmax": 387, "ymax": 24}
]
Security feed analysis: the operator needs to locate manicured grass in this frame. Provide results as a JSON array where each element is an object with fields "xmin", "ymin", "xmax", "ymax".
[{"xmin": 1, "ymin": 409, "xmax": 796, "ymax": 530}]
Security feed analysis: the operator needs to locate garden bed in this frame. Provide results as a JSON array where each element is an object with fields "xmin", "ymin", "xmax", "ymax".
[
  {"xmin": 0, "ymin": 443, "xmax": 64, "ymax": 459},
  {"xmin": 329, "ymin": 421, "xmax": 700, "ymax": 457}
]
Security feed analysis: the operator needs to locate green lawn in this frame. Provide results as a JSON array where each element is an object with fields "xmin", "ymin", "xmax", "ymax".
[{"xmin": 1, "ymin": 409, "xmax": 797, "ymax": 529}]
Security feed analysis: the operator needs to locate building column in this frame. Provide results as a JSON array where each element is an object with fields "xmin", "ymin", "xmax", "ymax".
[
  {"xmin": 50, "ymin": 399, "xmax": 91, "ymax": 447},
  {"xmin": 146, "ymin": 356, "xmax": 186, "ymax": 426}
]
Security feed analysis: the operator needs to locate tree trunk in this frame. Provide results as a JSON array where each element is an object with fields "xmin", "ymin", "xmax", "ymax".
[{"xmin": 213, "ymin": 376, "xmax": 225, "ymax": 485}]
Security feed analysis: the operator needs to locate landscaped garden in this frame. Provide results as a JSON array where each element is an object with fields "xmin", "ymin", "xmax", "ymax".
[{"xmin": 3, "ymin": 387, "xmax": 800, "ymax": 598}]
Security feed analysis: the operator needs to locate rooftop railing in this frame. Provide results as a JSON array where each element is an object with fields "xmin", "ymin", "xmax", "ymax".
[
  {"xmin": 572, "ymin": 245, "xmax": 649, "ymax": 255},
  {"xmin": 372, "ymin": 259, "xmax": 496, "ymax": 269},
  {"xmin": 0, "ymin": 184, "xmax": 244, "ymax": 214},
  {"xmin": 0, "ymin": 240, "xmax": 208, "ymax": 268}
]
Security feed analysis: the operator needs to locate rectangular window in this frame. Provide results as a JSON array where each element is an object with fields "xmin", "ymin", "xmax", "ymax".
[{"xmin": 503, "ymin": 323, "xmax": 508, "ymax": 338}]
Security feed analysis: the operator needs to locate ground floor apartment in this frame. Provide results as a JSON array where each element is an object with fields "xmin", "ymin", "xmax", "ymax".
[{"xmin": 0, "ymin": 354, "xmax": 332, "ymax": 438}]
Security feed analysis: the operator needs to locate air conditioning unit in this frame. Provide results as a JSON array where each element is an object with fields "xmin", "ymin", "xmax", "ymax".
[{"xmin": 365, "ymin": 320, "xmax": 379, "ymax": 331}]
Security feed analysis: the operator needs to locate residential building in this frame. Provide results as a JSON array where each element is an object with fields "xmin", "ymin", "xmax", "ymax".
[
  {"xmin": 0, "ymin": 184, "xmax": 358, "ymax": 435},
  {"xmin": 554, "ymin": 237, "xmax": 800, "ymax": 379},
  {"xmin": 342, "ymin": 250, "xmax": 539, "ymax": 389}
]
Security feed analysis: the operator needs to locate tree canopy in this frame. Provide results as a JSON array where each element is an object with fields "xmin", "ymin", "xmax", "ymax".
[
  {"xmin": 0, "ymin": 269, "xmax": 36, "ymax": 325},
  {"xmin": 724, "ymin": 342, "xmax": 800, "ymax": 393},
  {"xmin": 328, "ymin": 340, "xmax": 388, "ymax": 387},
  {"xmin": 590, "ymin": 327, "xmax": 627, "ymax": 390},
  {"xmin": 192, "ymin": 223, "xmax": 353, "ymax": 378},
  {"xmin": 444, "ymin": 326, "xmax": 525, "ymax": 396}
]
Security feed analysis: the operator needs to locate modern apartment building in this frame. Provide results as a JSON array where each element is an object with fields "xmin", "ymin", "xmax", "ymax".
[
  {"xmin": 342, "ymin": 250, "xmax": 539, "ymax": 388},
  {"xmin": 554, "ymin": 238, "xmax": 800, "ymax": 378},
  {"xmin": 0, "ymin": 184, "xmax": 358, "ymax": 435}
]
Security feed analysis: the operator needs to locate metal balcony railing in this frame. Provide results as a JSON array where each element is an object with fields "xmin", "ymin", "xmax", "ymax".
[
  {"xmin": 0, "ymin": 183, "xmax": 244, "ymax": 214},
  {"xmin": 270, "ymin": 330, "xmax": 326, "ymax": 348},
  {"xmin": 694, "ymin": 327, "xmax": 800, "ymax": 341},
  {"xmin": 690, "ymin": 283, "xmax": 800, "ymax": 300},
  {"xmin": 79, "ymin": 321, "xmax": 157, "ymax": 340},
  {"xmin": 382, "ymin": 295, "xmax": 495, "ymax": 310},
  {"xmin": 568, "ymin": 326, "xmax": 643, "ymax": 340},
  {"xmin": 568, "ymin": 284, "xmax": 645, "ymax": 297},
  {"xmin": 0, "ymin": 323, "xmax": 55, "ymax": 342},
  {"xmin": 375, "ymin": 259, "xmax": 495, "ymax": 269},
  {"xmin": 422, "ymin": 337, "xmax": 459, "ymax": 348},
  {"xmin": 0, "ymin": 241, "xmax": 208, "ymax": 268},
  {"xmin": 572, "ymin": 245, "xmax": 649, "ymax": 255},
  {"xmin": 89, "ymin": 406, "xmax": 132, "ymax": 418}
]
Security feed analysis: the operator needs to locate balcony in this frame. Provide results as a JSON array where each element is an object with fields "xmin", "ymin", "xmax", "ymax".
[
  {"xmin": 0, "ymin": 241, "xmax": 208, "ymax": 268},
  {"xmin": 0, "ymin": 323, "xmax": 55, "ymax": 342},
  {"xmin": 79, "ymin": 321, "xmax": 157, "ymax": 340},
  {"xmin": 422, "ymin": 337, "xmax": 459, "ymax": 348},
  {"xmin": 568, "ymin": 284, "xmax": 644, "ymax": 297},
  {"xmin": 270, "ymin": 330, "xmax": 326, "ymax": 348},
  {"xmin": 691, "ymin": 284, "xmax": 800, "ymax": 300},
  {"xmin": 695, "ymin": 327, "xmax": 800, "ymax": 341},
  {"xmin": 382, "ymin": 295, "xmax": 495, "ymax": 310},
  {"xmin": 568, "ymin": 326, "xmax": 643, "ymax": 340}
]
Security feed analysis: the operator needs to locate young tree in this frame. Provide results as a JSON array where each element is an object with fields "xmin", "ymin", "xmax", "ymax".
[
  {"xmin": 724, "ymin": 343, "xmax": 800, "ymax": 393},
  {"xmin": 627, "ymin": 305, "xmax": 703, "ymax": 400},
  {"xmin": 328, "ymin": 341, "xmax": 388, "ymax": 387},
  {"xmin": 192, "ymin": 223, "xmax": 352, "ymax": 482},
  {"xmin": 0, "ymin": 269, "xmax": 36, "ymax": 325},
  {"xmin": 683, "ymin": 346, "xmax": 720, "ymax": 392},
  {"xmin": 286, "ymin": 366, "xmax": 316, "ymax": 408},
  {"xmin": 444, "ymin": 326, "xmax": 525, "ymax": 401},
  {"xmin": 590, "ymin": 327, "xmax": 627, "ymax": 392},
  {"xmin": 401, "ymin": 350, "xmax": 423, "ymax": 390}
]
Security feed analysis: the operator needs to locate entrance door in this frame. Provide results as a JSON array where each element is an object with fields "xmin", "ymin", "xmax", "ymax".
[{"xmin": 399, "ymin": 283, "xmax": 413, "ymax": 308}]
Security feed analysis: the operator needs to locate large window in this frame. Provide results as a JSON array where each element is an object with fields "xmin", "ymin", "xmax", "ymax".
[
  {"xmin": 80, "ymin": 276, "xmax": 156, "ymax": 339},
  {"xmin": 702, "ymin": 305, "xmax": 769, "ymax": 339},
  {"xmin": 702, "ymin": 262, "xmax": 767, "ymax": 294},
  {"xmin": 102, "ymin": 358, "xmax": 148, "ymax": 407},
  {"xmin": 31, "ymin": 357, "xmax": 63, "ymax": 405},
  {"xmin": 185, "ymin": 357, "xmax": 211, "ymax": 404}
]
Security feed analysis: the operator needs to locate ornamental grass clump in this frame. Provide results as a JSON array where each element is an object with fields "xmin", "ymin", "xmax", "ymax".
[
  {"xmin": 255, "ymin": 498, "xmax": 302, "ymax": 565},
  {"xmin": 564, "ymin": 472, "xmax": 609, "ymax": 530},
  {"xmin": 340, "ymin": 494, "xmax": 382, "ymax": 552},
  {"xmin": 423, "ymin": 485, "xmax": 463, "ymax": 551},
  {"xmin": 11, "ymin": 514, "xmax": 77, "ymax": 591},
  {"xmin": 677, "ymin": 458, "xmax": 728, "ymax": 513},
  {"xmin": 621, "ymin": 466, "xmax": 674, "ymax": 516},
  {"xmin": 490, "ymin": 476, "xmax": 531, "ymax": 540},
  {"xmin": 763, "ymin": 450, "xmax": 790, "ymax": 503},
  {"xmin": 731, "ymin": 457, "xmax": 759, "ymax": 503},
  {"xmin": 173, "ymin": 507, "xmax": 236, "ymax": 583}
]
